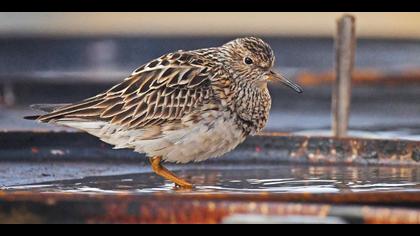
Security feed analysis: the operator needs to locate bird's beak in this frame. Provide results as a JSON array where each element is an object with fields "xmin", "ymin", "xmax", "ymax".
[{"xmin": 267, "ymin": 71, "xmax": 303, "ymax": 94}]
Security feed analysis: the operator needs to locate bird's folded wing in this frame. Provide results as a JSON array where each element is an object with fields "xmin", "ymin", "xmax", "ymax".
[{"xmin": 36, "ymin": 51, "xmax": 214, "ymax": 130}]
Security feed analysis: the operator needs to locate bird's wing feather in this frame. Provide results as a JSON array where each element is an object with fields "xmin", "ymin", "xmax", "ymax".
[{"xmin": 37, "ymin": 51, "xmax": 214, "ymax": 130}]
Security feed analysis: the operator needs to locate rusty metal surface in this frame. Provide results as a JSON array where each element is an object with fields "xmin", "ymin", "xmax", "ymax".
[
  {"xmin": 0, "ymin": 191, "xmax": 419, "ymax": 224},
  {"xmin": 1, "ymin": 132, "xmax": 419, "ymax": 223},
  {"xmin": 5, "ymin": 191, "xmax": 420, "ymax": 206},
  {"xmin": 245, "ymin": 133, "xmax": 420, "ymax": 165},
  {"xmin": 1, "ymin": 131, "xmax": 418, "ymax": 165}
]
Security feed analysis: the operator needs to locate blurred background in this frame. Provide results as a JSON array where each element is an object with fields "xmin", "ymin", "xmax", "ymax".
[{"xmin": 0, "ymin": 12, "xmax": 419, "ymax": 140}]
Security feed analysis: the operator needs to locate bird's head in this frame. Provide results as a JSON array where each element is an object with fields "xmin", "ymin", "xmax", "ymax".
[{"xmin": 221, "ymin": 37, "xmax": 303, "ymax": 93}]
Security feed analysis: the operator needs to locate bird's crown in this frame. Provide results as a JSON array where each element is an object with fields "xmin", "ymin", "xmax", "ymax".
[{"xmin": 222, "ymin": 37, "xmax": 275, "ymax": 68}]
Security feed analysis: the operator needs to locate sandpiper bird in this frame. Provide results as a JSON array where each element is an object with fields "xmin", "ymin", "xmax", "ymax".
[{"xmin": 25, "ymin": 37, "xmax": 303, "ymax": 188}]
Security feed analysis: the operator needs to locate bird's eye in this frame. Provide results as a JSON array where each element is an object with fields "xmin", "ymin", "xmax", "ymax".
[{"xmin": 244, "ymin": 57, "xmax": 253, "ymax": 65}]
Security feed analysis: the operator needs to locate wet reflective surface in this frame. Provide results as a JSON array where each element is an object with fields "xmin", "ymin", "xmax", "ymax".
[{"xmin": 5, "ymin": 164, "xmax": 420, "ymax": 194}]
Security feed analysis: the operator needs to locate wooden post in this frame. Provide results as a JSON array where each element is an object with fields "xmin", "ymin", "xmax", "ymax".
[{"xmin": 332, "ymin": 14, "xmax": 356, "ymax": 137}]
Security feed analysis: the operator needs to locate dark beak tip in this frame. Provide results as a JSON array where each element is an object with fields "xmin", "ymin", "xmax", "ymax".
[
  {"xmin": 297, "ymin": 87, "xmax": 304, "ymax": 94},
  {"xmin": 290, "ymin": 84, "xmax": 304, "ymax": 94}
]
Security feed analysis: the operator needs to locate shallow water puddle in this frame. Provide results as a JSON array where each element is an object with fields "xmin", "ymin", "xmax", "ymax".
[{"xmin": 4, "ymin": 163, "xmax": 420, "ymax": 194}]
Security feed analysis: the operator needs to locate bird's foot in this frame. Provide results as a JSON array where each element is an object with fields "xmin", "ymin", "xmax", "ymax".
[
  {"xmin": 173, "ymin": 183, "xmax": 194, "ymax": 191},
  {"xmin": 149, "ymin": 156, "xmax": 194, "ymax": 189}
]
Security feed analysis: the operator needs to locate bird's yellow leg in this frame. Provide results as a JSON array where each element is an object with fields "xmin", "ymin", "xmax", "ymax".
[{"xmin": 149, "ymin": 156, "xmax": 193, "ymax": 189}]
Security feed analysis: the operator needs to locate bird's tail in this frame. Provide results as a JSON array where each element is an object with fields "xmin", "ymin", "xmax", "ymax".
[
  {"xmin": 23, "ymin": 103, "xmax": 70, "ymax": 120},
  {"xmin": 23, "ymin": 115, "xmax": 41, "ymax": 120}
]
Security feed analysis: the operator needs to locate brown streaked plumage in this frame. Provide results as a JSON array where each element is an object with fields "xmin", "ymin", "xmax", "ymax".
[{"xmin": 25, "ymin": 37, "xmax": 303, "ymax": 189}]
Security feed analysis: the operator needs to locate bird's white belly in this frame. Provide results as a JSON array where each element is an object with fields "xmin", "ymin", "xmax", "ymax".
[{"xmin": 139, "ymin": 115, "xmax": 246, "ymax": 163}]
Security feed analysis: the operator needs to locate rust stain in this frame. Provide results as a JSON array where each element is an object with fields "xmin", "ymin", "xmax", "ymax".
[
  {"xmin": 361, "ymin": 207, "xmax": 420, "ymax": 224},
  {"xmin": 31, "ymin": 147, "xmax": 39, "ymax": 154},
  {"xmin": 2, "ymin": 191, "xmax": 420, "ymax": 205},
  {"xmin": 0, "ymin": 207, "xmax": 43, "ymax": 224},
  {"xmin": 0, "ymin": 192, "xmax": 419, "ymax": 223},
  {"xmin": 296, "ymin": 69, "xmax": 420, "ymax": 86},
  {"xmin": 255, "ymin": 134, "xmax": 420, "ymax": 166}
]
